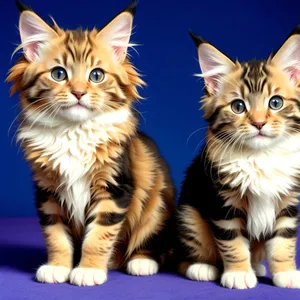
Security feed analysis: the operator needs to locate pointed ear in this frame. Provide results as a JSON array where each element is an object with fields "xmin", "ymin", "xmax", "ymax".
[
  {"xmin": 97, "ymin": 2, "xmax": 136, "ymax": 64},
  {"xmin": 18, "ymin": 10, "xmax": 58, "ymax": 62},
  {"xmin": 272, "ymin": 33, "xmax": 300, "ymax": 82},
  {"xmin": 190, "ymin": 32, "xmax": 235, "ymax": 95}
]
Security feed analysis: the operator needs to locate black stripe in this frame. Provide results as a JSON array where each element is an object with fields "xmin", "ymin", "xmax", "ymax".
[
  {"xmin": 240, "ymin": 85, "xmax": 245, "ymax": 99},
  {"xmin": 35, "ymin": 185, "xmax": 51, "ymax": 206},
  {"xmin": 62, "ymin": 52, "xmax": 68, "ymax": 66},
  {"xmin": 207, "ymin": 105, "xmax": 225, "ymax": 123},
  {"xmin": 83, "ymin": 47, "xmax": 92, "ymax": 63},
  {"xmin": 66, "ymin": 42, "xmax": 76, "ymax": 62},
  {"xmin": 21, "ymin": 71, "xmax": 47, "ymax": 91},
  {"xmin": 262, "ymin": 63, "xmax": 269, "ymax": 76},
  {"xmin": 286, "ymin": 116, "xmax": 300, "ymax": 124},
  {"xmin": 54, "ymin": 58, "xmax": 61, "ymax": 64},
  {"xmin": 289, "ymin": 98, "xmax": 300, "ymax": 112},
  {"xmin": 211, "ymin": 206, "xmax": 246, "ymax": 222},
  {"xmin": 276, "ymin": 228, "xmax": 297, "ymax": 238},
  {"xmin": 259, "ymin": 78, "xmax": 267, "ymax": 93},
  {"xmin": 211, "ymin": 224, "xmax": 238, "ymax": 240},
  {"xmin": 97, "ymin": 212, "xmax": 125, "ymax": 226},
  {"xmin": 39, "ymin": 212, "xmax": 58, "ymax": 226},
  {"xmin": 85, "ymin": 215, "xmax": 96, "ymax": 226},
  {"xmin": 243, "ymin": 78, "xmax": 252, "ymax": 93},
  {"xmin": 241, "ymin": 65, "xmax": 248, "ymax": 79},
  {"xmin": 34, "ymin": 88, "xmax": 51, "ymax": 99},
  {"xmin": 107, "ymin": 72, "xmax": 124, "ymax": 88},
  {"xmin": 211, "ymin": 122, "xmax": 232, "ymax": 133},
  {"xmin": 277, "ymin": 206, "xmax": 298, "ymax": 218}
]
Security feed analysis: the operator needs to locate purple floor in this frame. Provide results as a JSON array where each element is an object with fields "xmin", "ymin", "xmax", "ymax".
[{"xmin": 0, "ymin": 219, "xmax": 299, "ymax": 300}]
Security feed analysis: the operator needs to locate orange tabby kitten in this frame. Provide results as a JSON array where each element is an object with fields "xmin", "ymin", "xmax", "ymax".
[{"xmin": 7, "ymin": 1, "xmax": 175, "ymax": 286}]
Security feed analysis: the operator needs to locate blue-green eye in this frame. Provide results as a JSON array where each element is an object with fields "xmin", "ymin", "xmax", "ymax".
[
  {"xmin": 269, "ymin": 96, "xmax": 283, "ymax": 110},
  {"xmin": 51, "ymin": 67, "xmax": 67, "ymax": 81},
  {"xmin": 89, "ymin": 68, "xmax": 105, "ymax": 83}
]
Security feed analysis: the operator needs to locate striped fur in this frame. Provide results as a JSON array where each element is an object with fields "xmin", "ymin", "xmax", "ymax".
[
  {"xmin": 176, "ymin": 31, "xmax": 300, "ymax": 289},
  {"xmin": 7, "ymin": 2, "xmax": 176, "ymax": 286}
]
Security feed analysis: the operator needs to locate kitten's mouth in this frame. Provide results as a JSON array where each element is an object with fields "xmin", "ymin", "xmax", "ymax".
[
  {"xmin": 247, "ymin": 132, "xmax": 273, "ymax": 140},
  {"xmin": 62, "ymin": 102, "xmax": 91, "ymax": 110},
  {"xmin": 256, "ymin": 133, "xmax": 266, "ymax": 138}
]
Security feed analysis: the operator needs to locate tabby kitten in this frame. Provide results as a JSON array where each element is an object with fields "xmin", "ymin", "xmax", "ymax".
[
  {"xmin": 175, "ymin": 30, "xmax": 300, "ymax": 289},
  {"xmin": 7, "ymin": 1, "xmax": 175, "ymax": 286}
]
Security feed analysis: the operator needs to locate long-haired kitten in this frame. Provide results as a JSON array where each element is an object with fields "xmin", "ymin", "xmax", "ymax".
[
  {"xmin": 175, "ymin": 29, "xmax": 300, "ymax": 289},
  {"xmin": 7, "ymin": 1, "xmax": 175, "ymax": 286}
]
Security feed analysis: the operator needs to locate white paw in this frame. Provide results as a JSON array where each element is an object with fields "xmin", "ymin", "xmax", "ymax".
[
  {"xmin": 253, "ymin": 263, "xmax": 267, "ymax": 277},
  {"xmin": 273, "ymin": 270, "xmax": 300, "ymax": 288},
  {"xmin": 221, "ymin": 271, "xmax": 257, "ymax": 289},
  {"xmin": 36, "ymin": 265, "xmax": 71, "ymax": 283},
  {"xmin": 70, "ymin": 268, "xmax": 107, "ymax": 286},
  {"xmin": 127, "ymin": 258, "xmax": 159, "ymax": 276},
  {"xmin": 186, "ymin": 263, "xmax": 219, "ymax": 281}
]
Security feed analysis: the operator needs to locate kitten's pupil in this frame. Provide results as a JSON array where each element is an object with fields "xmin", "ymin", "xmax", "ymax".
[
  {"xmin": 51, "ymin": 67, "xmax": 67, "ymax": 82},
  {"xmin": 269, "ymin": 96, "xmax": 283, "ymax": 110},
  {"xmin": 231, "ymin": 99, "xmax": 246, "ymax": 114},
  {"xmin": 89, "ymin": 68, "xmax": 105, "ymax": 83}
]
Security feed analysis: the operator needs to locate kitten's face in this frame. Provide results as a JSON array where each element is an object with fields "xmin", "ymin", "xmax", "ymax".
[
  {"xmin": 8, "ymin": 5, "xmax": 143, "ymax": 124},
  {"xmin": 23, "ymin": 30, "xmax": 131, "ymax": 122},
  {"xmin": 192, "ymin": 33, "xmax": 300, "ymax": 150},
  {"xmin": 207, "ymin": 61, "xmax": 300, "ymax": 149}
]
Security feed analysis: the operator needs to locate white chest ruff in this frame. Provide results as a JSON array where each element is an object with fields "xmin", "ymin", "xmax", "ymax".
[
  {"xmin": 220, "ymin": 138, "xmax": 300, "ymax": 239},
  {"xmin": 18, "ymin": 109, "xmax": 130, "ymax": 225}
]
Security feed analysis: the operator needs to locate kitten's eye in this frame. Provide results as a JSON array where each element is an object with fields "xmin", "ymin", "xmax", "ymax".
[
  {"xmin": 231, "ymin": 99, "xmax": 246, "ymax": 114},
  {"xmin": 51, "ymin": 67, "xmax": 67, "ymax": 82},
  {"xmin": 269, "ymin": 96, "xmax": 283, "ymax": 110},
  {"xmin": 89, "ymin": 68, "xmax": 105, "ymax": 83}
]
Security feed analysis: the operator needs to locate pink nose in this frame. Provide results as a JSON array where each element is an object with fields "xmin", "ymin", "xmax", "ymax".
[
  {"xmin": 71, "ymin": 90, "xmax": 86, "ymax": 100},
  {"xmin": 252, "ymin": 121, "xmax": 266, "ymax": 130}
]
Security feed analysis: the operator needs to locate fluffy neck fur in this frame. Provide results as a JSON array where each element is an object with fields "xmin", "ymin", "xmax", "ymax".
[
  {"xmin": 18, "ymin": 108, "xmax": 135, "ymax": 225},
  {"xmin": 209, "ymin": 134, "xmax": 300, "ymax": 239}
]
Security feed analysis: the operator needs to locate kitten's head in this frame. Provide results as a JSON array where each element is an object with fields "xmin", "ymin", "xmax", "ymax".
[
  {"xmin": 191, "ymin": 30, "xmax": 300, "ymax": 150},
  {"xmin": 7, "ymin": 1, "xmax": 144, "ymax": 124}
]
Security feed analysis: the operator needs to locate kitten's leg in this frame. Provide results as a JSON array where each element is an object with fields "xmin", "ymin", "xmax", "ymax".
[
  {"xmin": 70, "ymin": 199, "xmax": 126, "ymax": 286},
  {"xmin": 266, "ymin": 204, "xmax": 300, "ymax": 288},
  {"xmin": 126, "ymin": 216, "xmax": 175, "ymax": 276},
  {"xmin": 251, "ymin": 241, "xmax": 266, "ymax": 277},
  {"xmin": 176, "ymin": 206, "xmax": 220, "ymax": 281},
  {"xmin": 35, "ymin": 189, "xmax": 73, "ymax": 283},
  {"xmin": 126, "ymin": 175, "xmax": 175, "ymax": 277},
  {"xmin": 213, "ymin": 219, "xmax": 257, "ymax": 289}
]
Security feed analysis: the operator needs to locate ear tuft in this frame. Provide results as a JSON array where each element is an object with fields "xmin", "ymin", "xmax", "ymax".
[
  {"xmin": 125, "ymin": 0, "xmax": 137, "ymax": 16},
  {"xmin": 16, "ymin": 0, "xmax": 32, "ymax": 13},
  {"xmin": 189, "ymin": 31, "xmax": 206, "ymax": 48}
]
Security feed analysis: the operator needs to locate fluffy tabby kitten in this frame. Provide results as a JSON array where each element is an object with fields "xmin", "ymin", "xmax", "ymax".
[
  {"xmin": 175, "ymin": 30, "xmax": 300, "ymax": 289},
  {"xmin": 7, "ymin": 1, "xmax": 175, "ymax": 286}
]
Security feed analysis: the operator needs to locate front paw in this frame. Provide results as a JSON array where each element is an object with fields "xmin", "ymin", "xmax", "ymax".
[
  {"xmin": 36, "ymin": 265, "xmax": 71, "ymax": 283},
  {"xmin": 127, "ymin": 258, "xmax": 159, "ymax": 276},
  {"xmin": 70, "ymin": 267, "xmax": 107, "ymax": 286},
  {"xmin": 273, "ymin": 270, "xmax": 300, "ymax": 288},
  {"xmin": 221, "ymin": 270, "xmax": 257, "ymax": 289},
  {"xmin": 186, "ymin": 263, "xmax": 220, "ymax": 281}
]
